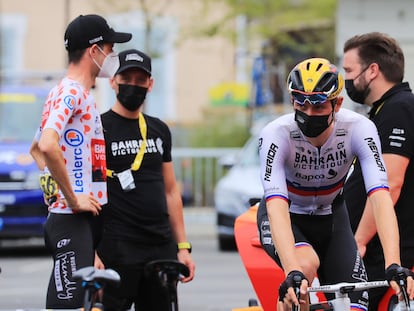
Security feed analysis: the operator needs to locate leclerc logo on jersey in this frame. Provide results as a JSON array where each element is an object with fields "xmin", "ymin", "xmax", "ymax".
[
  {"xmin": 63, "ymin": 94, "xmax": 76, "ymax": 110},
  {"xmin": 64, "ymin": 129, "xmax": 84, "ymax": 147}
]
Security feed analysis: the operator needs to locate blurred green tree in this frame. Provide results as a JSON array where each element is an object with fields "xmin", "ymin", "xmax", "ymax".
[{"xmin": 197, "ymin": 0, "xmax": 337, "ymax": 63}]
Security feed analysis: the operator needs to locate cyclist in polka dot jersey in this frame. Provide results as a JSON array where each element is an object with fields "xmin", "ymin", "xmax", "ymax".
[
  {"xmin": 30, "ymin": 14, "xmax": 131, "ymax": 309},
  {"xmin": 38, "ymin": 81, "xmax": 107, "ymax": 212}
]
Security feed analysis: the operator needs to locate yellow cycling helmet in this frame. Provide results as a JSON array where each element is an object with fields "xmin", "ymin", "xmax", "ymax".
[{"xmin": 287, "ymin": 58, "xmax": 344, "ymax": 105}]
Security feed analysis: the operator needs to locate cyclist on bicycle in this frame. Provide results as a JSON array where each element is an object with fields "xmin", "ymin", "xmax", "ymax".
[{"xmin": 257, "ymin": 58, "xmax": 414, "ymax": 311}]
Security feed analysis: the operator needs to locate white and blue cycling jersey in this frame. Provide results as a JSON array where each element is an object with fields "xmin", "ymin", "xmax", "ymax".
[{"xmin": 258, "ymin": 108, "xmax": 389, "ymax": 216}]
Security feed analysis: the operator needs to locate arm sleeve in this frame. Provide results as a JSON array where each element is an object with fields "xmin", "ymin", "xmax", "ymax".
[
  {"xmin": 351, "ymin": 118, "xmax": 389, "ymax": 195},
  {"xmin": 33, "ymin": 126, "xmax": 41, "ymax": 142},
  {"xmin": 376, "ymin": 103, "xmax": 414, "ymax": 158},
  {"xmin": 259, "ymin": 123, "xmax": 289, "ymax": 202},
  {"xmin": 42, "ymin": 86, "xmax": 80, "ymax": 137}
]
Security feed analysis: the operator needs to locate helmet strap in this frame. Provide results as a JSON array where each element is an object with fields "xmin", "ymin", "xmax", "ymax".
[{"xmin": 329, "ymin": 98, "xmax": 338, "ymax": 125}]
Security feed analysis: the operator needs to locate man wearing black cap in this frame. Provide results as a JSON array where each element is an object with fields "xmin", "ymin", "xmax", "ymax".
[
  {"xmin": 29, "ymin": 14, "xmax": 131, "ymax": 309},
  {"xmin": 97, "ymin": 49, "xmax": 195, "ymax": 311}
]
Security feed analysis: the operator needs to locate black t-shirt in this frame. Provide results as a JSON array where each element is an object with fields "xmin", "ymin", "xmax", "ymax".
[
  {"xmin": 344, "ymin": 82, "xmax": 414, "ymax": 266},
  {"xmin": 100, "ymin": 110, "xmax": 173, "ymax": 244}
]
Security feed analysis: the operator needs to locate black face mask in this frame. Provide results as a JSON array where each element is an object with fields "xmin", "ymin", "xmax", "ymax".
[
  {"xmin": 294, "ymin": 109, "xmax": 333, "ymax": 138},
  {"xmin": 344, "ymin": 65, "xmax": 371, "ymax": 105},
  {"xmin": 345, "ymin": 79, "xmax": 370, "ymax": 105},
  {"xmin": 117, "ymin": 84, "xmax": 148, "ymax": 111}
]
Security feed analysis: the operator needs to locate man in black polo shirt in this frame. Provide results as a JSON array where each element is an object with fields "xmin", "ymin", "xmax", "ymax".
[{"xmin": 342, "ymin": 32, "xmax": 414, "ymax": 310}]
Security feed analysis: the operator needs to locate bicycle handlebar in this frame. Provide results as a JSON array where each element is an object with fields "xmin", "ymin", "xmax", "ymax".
[
  {"xmin": 307, "ymin": 280, "xmax": 389, "ymax": 294},
  {"xmin": 307, "ymin": 280, "xmax": 414, "ymax": 311}
]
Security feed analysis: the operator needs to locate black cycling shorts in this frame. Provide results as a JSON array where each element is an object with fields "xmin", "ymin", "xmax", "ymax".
[
  {"xmin": 44, "ymin": 213, "xmax": 95, "ymax": 309},
  {"xmin": 257, "ymin": 197, "xmax": 368, "ymax": 309}
]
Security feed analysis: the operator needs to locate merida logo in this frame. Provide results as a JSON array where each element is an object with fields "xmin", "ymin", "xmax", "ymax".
[
  {"xmin": 364, "ymin": 137, "xmax": 386, "ymax": 172},
  {"xmin": 264, "ymin": 143, "xmax": 278, "ymax": 182}
]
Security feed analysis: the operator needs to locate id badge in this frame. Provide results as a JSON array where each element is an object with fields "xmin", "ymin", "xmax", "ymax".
[{"xmin": 117, "ymin": 169, "xmax": 136, "ymax": 192}]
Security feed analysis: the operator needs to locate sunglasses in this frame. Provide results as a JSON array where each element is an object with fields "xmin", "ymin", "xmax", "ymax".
[
  {"xmin": 288, "ymin": 82, "xmax": 335, "ymax": 105},
  {"xmin": 291, "ymin": 91, "xmax": 328, "ymax": 105}
]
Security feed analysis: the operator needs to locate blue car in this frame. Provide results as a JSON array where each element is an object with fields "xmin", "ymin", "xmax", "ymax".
[{"xmin": 0, "ymin": 85, "xmax": 48, "ymax": 240}]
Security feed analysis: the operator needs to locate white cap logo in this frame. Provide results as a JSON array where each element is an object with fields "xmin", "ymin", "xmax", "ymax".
[
  {"xmin": 125, "ymin": 53, "xmax": 143, "ymax": 63},
  {"xmin": 89, "ymin": 36, "xmax": 104, "ymax": 44}
]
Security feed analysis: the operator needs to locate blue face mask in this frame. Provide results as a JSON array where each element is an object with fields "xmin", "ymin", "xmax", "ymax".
[
  {"xmin": 117, "ymin": 84, "xmax": 148, "ymax": 111},
  {"xmin": 294, "ymin": 109, "xmax": 332, "ymax": 138}
]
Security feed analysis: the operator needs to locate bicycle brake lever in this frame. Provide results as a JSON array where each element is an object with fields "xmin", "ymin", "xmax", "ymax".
[
  {"xmin": 400, "ymin": 284, "xmax": 410, "ymax": 311},
  {"xmin": 292, "ymin": 275, "xmax": 302, "ymax": 311},
  {"xmin": 397, "ymin": 271, "xmax": 411, "ymax": 311}
]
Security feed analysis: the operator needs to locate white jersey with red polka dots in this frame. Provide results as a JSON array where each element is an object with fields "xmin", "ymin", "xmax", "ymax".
[{"xmin": 36, "ymin": 77, "xmax": 107, "ymax": 213}]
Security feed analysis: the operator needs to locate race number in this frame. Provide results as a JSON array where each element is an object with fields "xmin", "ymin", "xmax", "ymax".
[{"xmin": 38, "ymin": 172, "xmax": 59, "ymax": 199}]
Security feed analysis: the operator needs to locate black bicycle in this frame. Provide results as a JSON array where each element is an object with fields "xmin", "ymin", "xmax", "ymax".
[
  {"xmin": 144, "ymin": 259, "xmax": 190, "ymax": 311},
  {"xmin": 67, "ymin": 260, "xmax": 188, "ymax": 311}
]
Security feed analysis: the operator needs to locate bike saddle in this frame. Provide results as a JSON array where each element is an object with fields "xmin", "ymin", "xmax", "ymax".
[
  {"xmin": 144, "ymin": 259, "xmax": 190, "ymax": 283},
  {"xmin": 73, "ymin": 266, "xmax": 121, "ymax": 287}
]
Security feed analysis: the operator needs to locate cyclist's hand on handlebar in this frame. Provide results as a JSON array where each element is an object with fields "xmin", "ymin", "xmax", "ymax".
[
  {"xmin": 385, "ymin": 263, "xmax": 414, "ymax": 301},
  {"xmin": 279, "ymin": 270, "xmax": 308, "ymax": 308}
]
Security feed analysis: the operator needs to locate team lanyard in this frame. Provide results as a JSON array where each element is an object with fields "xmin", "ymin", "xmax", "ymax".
[
  {"xmin": 369, "ymin": 101, "xmax": 385, "ymax": 119},
  {"xmin": 373, "ymin": 102, "xmax": 385, "ymax": 117},
  {"xmin": 107, "ymin": 112, "xmax": 147, "ymax": 178}
]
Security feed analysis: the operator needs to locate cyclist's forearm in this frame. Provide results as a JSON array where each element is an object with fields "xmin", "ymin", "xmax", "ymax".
[
  {"xmin": 39, "ymin": 129, "xmax": 79, "ymax": 209},
  {"xmin": 355, "ymin": 199, "xmax": 377, "ymax": 249},
  {"xmin": 30, "ymin": 140, "xmax": 46, "ymax": 170},
  {"xmin": 369, "ymin": 190, "xmax": 401, "ymax": 267},
  {"xmin": 267, "ymin": 198, "xmax": 301, "ymax": 274}
]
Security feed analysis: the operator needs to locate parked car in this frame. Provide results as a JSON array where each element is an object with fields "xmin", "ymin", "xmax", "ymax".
[
  {"xmin": 214, "ymin": 135, "xmax": 263, "ymax": 251},
  {"xmin": 0, "ymin": 85, "xmax": 49, "ymax": 241}
]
